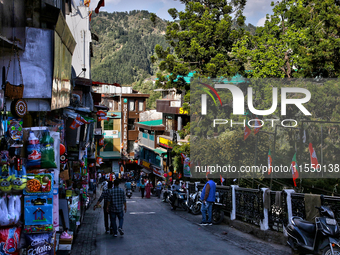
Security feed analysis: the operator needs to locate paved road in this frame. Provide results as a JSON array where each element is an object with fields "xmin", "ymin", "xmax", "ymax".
[{"xmin": 71, "ymin": 187, "xmax": 290, "ymax": 255}]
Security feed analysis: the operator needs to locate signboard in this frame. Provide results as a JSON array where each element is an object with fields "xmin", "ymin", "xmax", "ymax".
[
  {"xmin": 142, "ymin": 160, "xmax": 151, "ymax": 169},
  {"xmin": 112, "ymin": 161, "xmax": 120, "ymax": 174},
  {"xmin": 104, "ymin": 130, "xmax": 119, "ymax": 138},
  {"xmin": 179, "ymin": 107, "xmax": 189, "ymax": 115},
  {"xmin": 122, "ymin": 98, "xmax": 128, "ymax": 154},
  {"xmin": 51, "ymin": 12, "xmax": 75, "ymax": 110},
  {"xmin": 159, "ymin": 137, "xmax": 172, "ymax": 148},
  {"xmin": 183, "ymin": 156, "xmax": 191, "ymax": 177},
  {"xmin": 153, "ymin": 167, "xmax": 163, "ymax": 177}
]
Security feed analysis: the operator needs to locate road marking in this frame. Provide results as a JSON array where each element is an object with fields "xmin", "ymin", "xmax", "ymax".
[
  {"xmin": 129, "ymin": 212, "xmax": 156, "ymax": 215},
  {"xmin": 126, "ymin": 201, "xmax": 136, "ymax": 203}
]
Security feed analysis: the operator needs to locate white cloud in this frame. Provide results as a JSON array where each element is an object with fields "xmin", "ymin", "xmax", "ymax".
[{"xmin": 256, "ymin": 16, "xmax": 267, "ymax": 27}]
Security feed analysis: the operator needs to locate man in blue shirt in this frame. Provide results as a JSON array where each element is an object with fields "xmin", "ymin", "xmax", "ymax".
[
  {"xmin": 125, "ymin": 179, "xmax": 132, "ymax": 190},
  {"xmin": 200, "ymin": 174, "xmax": 216, "ymax": 226}
]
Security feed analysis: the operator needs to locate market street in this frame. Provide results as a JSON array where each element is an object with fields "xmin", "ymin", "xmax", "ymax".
[{"xmin": 71, "ymin": 187, "xmax": 290, "ymax": 255}]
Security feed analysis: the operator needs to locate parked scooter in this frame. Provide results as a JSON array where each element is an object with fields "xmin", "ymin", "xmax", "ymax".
[
  {"xmin": 126, "ymin": 189, "xmax": 132, "ymax": 199},
  {"xmin": 286, "ymin": 201, "xmax": 340, "ymax": 255}
]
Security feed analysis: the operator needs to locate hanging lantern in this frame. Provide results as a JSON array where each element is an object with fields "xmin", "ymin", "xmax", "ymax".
[
  {"xmin": 60, "ymin": 144, "xmax": 66, "ymax": 155},
  {"xmin": 164, "ymin": 173, "xmax": 168, "ymax": 178},
  {"xmin": 168, "ymin": 172, "xmax": 172, "ymax": 177}
]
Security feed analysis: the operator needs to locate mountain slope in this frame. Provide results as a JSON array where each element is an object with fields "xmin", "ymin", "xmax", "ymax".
[{"xmin": 90, "ymin": 10, "xmax": 169, "ymax": 85}]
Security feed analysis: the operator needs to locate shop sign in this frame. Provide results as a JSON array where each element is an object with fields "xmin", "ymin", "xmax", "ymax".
[
  {"xmin": 153, "ymin": 167, "xmax": 162, "ymax": 177},
  {"xmin": 159, "ymin": 137, "xmax": 172, "ymax": 148},
  {"xmin": 179, "ymin": 107, "xmax": 189, "ymax": 115},
  {"xmin": 122, "ymin": 98, "xmax": 128, "ymax": 153},
  {"xmin": 141, "ymin": 160, "xmax": 151, "ymax": 169},
  {"xmin": 104, "ymin": 130, "xmax": 119, "ymax": 138}
]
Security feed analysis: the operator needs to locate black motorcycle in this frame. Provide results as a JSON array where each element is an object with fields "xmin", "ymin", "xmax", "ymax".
[
  {"xmin": 126, "ymin": 189, "xmax": 132, "ymax": 199},
  {"xmin": 170, "ymin": 189, "xmax": 187, "ymax": 210},
  {"xmin": 286, "ymin": 205, "xmax": 340, "ymax": 255},
  {"xmin": 131, "ymin": 181, "xmax": 136, "ymax": 192}
]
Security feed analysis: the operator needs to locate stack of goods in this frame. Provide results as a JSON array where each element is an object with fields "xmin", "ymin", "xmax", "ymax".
[{"xmin": 23, "ymin": 129, "xmax": 57, "ymax": 255}]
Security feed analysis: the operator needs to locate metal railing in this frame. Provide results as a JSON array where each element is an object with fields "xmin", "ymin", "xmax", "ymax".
[
  {"xmin": 235, "ymin": 187, "xmax": 263, "ymax": 225},
  {"xmin": 187, "ymin": 183, "xmax": 340, "ymax": 233}
]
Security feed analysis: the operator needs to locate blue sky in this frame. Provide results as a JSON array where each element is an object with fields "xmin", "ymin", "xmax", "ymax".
[{"xmin": 89, "ymin": 0, "xmax": 274, "ymax": 26}]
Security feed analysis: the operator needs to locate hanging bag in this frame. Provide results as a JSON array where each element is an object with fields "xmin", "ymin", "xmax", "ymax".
[{"xmin": 4, "ymin": 47, "xmax": 24, "ymax": 99}]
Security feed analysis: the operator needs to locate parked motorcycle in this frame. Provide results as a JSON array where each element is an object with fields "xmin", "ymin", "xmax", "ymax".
[
  {"xmin": 186, "ymin": 192, "xmax": 202, "ymax": 215},
  {"xmin": 169, "ymin": 189, "xmax": 187, "ymax": 210},
  {"xmin": 126, "ymin": 189, "xmax": 132, "ymax": 199},
  {"xmin": 286, "ymin": 204, "xmax": 340, "ymax": 255},
  {"xmin": 163, "ymin": 189, "xmax": 172, "ymax": 203},
  {"xmin": 131, "ymin": 181, "xmax": 136, "ymax": 192}
]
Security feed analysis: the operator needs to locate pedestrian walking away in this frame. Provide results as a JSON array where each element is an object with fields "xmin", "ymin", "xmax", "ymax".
[
  {"xmin": 94, "ymin": 181, "xmax": 113, "ymax": 233},
  {"xmin": 200, "ymin": 174, "xmax": 216, "ymax": 226},
  {"xmin": 107, "ymin": 179, "xmax": 127, "ymax": 237},
  {"xmin": 145, "ymin": 179, "xmax": 153, "ymax": 198},
  {"xmin": 140, "ymin": 179, "xmax": 145, "ymax": 198}
]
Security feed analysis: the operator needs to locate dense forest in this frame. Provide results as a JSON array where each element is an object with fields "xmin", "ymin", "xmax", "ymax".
[
  {"xmin": 90, "ymin": 10, "xmax": 257, "ymax": 100},
  {"xmin": 90, "ymin": 10, "xmax": 169, "ymax": 86}
]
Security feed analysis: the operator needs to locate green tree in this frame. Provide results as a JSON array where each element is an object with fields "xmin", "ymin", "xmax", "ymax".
[
  {"xmin": 152, "ymin": 0, "xmax": 248, "ymax": 89},
  {"xmin": 232, "ymin": 0, "xmax": 340, "ymax": 78}
]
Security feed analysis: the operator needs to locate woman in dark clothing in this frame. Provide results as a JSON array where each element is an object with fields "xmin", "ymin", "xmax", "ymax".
[{"xmin": 140, "ymin": 179, "xmax": 145, "ymax": 198}]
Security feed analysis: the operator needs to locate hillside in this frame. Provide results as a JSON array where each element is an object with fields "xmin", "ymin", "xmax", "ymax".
[{"xmin": 90, "ymin": 10, "xmax": 169, "ymax": 86}]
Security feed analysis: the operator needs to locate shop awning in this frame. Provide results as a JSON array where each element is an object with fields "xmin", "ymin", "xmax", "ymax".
[
  {"xmin": 153, "ymin": 148, "xmax": 167, "ymax": 155},
  {"xmin": 141, "ymin": 168, "xmax": 151, "ymax": 174},
  {"xmin": 100, "ymin": 151, "xmax": 121, "ymax": 160}
]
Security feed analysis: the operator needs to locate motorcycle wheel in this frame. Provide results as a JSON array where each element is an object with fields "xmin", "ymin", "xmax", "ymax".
[
  {"xmin": 180, "ymin": 201, "xmax": 187, "ymax": 210},
  {"xmin": 191, "ymin": 203, "xmax": 201, "ymax": 215},
  {"xmin": 322, "ymin": 247, "xmax": 340, "ymax": 255},
  {"xmin": 212, "ymin": 208, "xmax": 224, "ymax": 225}
]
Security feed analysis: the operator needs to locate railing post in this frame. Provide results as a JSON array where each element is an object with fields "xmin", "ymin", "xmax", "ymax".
[
  {"xmin": 283, "ymin": 189, "xmax": 295, "ymax": 236},
  {"xmin": 195, "ymin": 182, "xmax": 200, "ymax": 192},
  {"xmin": 231, "ymin": 185, "xmax": 239, "ymax": 220},
  {"xmin": 260, "ymin": 188, "xmax": 269, "ymax": 231}
]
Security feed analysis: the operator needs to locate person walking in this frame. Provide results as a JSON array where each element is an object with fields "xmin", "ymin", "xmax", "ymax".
[
  {"xmin": 145, "ymin": 179, "xmax": 153, "ymax": 198},
  {"xmin": 94, "ymin": 181, "xmax": 113, "ymax": 233},
  {"xmin": 107, "ymin": 179, "xmax": 127, "ymax": 237},
  {"xmin": 140, "ymin": 179, "xmax": 145, "ymax": 198},
  {"xmin": 155, "ymin": 180, "xmax": 163, "ymax": 198},
  {"xmin": 200, "ymin": 174, "xmax": 216, "ymax": 226}
]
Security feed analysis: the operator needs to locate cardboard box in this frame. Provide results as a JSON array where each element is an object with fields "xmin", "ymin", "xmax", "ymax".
[
  {"xmin": 58, "ymin": 244, "xmax": 72, "ymax": 250},
  {"xmin": 60, "ymin": 170, "xmax": 69, "ymax": 181},
  {"xmin": 59, "ymin": 236, "xmax": 73, "ymax": 244}
]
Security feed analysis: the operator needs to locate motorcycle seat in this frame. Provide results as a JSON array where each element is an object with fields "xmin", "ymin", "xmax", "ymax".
[{"xmin": 293, "ymin": 217, "xmax": 316, "ymax": 233}]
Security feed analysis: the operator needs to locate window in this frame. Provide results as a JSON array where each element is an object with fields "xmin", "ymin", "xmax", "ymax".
[
  {"xmin": 104, "ymin": 119, "xmax": 114, "ymax": 130},
  {"xmin": 127, "ymin": 140, "xmax": 134, "ymax": 153},
  {"xmin": 142, "ymin": 132, "xmax": 148, "ymax": 139},
  {"xmin": 103, "ymin": 138, "xmax": 113, "ymax": 151},
  {"xmin": 149, "ymin": 134, "xmax": 154, "ymax": 141},
  {"xmin": 129, "ymin": 99, "xmax": 135, "ymax": 111},
  {"xmin": 166, "ymin": 118, "xmax": 173, "ymax": 131},
  {"xmin": 138, "ymin": 100, "xmax": 144, "ymax": 112},
  {"xmin": 128, "ymin": 119, "xmax": 135, "ymax": 130}
]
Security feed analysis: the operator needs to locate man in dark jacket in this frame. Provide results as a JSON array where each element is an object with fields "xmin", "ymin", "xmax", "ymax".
[
  {"xmin": 200, "ymin": 174, "xmax": 216, "ymax": 226},
  {"xmin": 94, "ymin": 181, "xmax": 113, "ymax": 233}
]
